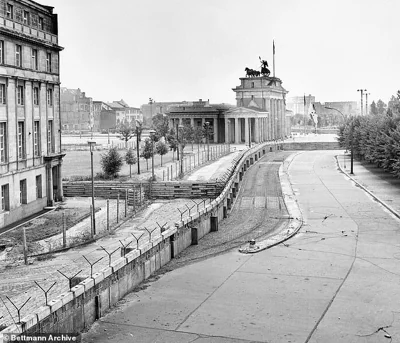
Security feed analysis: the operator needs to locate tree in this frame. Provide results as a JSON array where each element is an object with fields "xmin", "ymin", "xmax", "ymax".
[
  {"xmin": 155, "ymin": 140, "xmax": 168, "ymax": 166},
  {"xmin": 125, "ymin": 148, "xmax": 137, "ymax": 178},
  {"xmin": 118, "ymin": 122, "xmax": 135, "ymax": 148},
  {"xmin": 140, "ymin": 138, "xmax": 153, "ymax": 170},
  {"xmin": 377, "ymin": 99, "xmax": 387, "ymax": 115},
  {"xmin": 193, "ymin": 126, "xmax": 204, "ymax": 152},
  {"xmin": 166, "ymin": 128, "xmax": 178, "ymax": 161},
  {"xmin": 370, "ymin": 101, "xmax": 378, "ymax": 115},
  {"xmin": 101, "ymin": 147, "xmax": 124, "ymax": 178},
  {"xmin": 152, "ymin": 113, "xmax": 169, "ymax": 141}
]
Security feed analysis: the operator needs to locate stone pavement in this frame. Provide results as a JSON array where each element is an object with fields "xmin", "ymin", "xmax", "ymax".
[
  {"xmin": 0, "ymin": 146, "xmax": 243, "ymax": 328},
  {"xmin": 83, "ymin": 150, "xmax": 400, "ymax": 343}
]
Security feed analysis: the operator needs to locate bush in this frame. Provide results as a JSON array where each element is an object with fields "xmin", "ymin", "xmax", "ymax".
[{"xmin": 100, "ymin": 147, "xmax": 124, "ymax": 178}]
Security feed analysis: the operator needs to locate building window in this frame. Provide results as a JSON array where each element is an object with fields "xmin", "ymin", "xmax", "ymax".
[
  {"xmin": 20, "ymin": 179, "xmax": 27, "ymax": 204},
  {"xmin": 33, "ymin": 87, "xmax": 39, "ymax": 105},
  {"xmin": 17, "ymin": 85, "xmax": 24, "ymax": 105},
  {"xmin": 23, "ymin": 11, "xmax": 29, "ymax": 25},
  {"xmin": 46, "ymin": 53, "xmax": 51, "ymax": 72},
  {"xmin": 18, "ymin": 121, "xmax": 25, "ymax": 159},
  {"xmin": 47, "ymin": 120, "xmax": 53, "ymax": 153},
  {"xmin": 15, "ymin": 45, "xmax": 22, "ymax": 67},
  {"xmin": 0, "ymin": 84, "xmax": 5, "ymax": 104},
  {"xmin": 36, "ymin": 175, "xmax": 42, "ymax": 198},
  {"xmin": 47, "ymin": 88, "xmax": 53, "ymax": 106},
  {"xmin": 251, "ymin": 82, "xmax": 254, "ymax": 88},
  {"xmin": 6, "ymin": 4, "xmax": 13, "ymax": 19},
  {"xmin": 1, "ymin": 184, "xmax": 9, "ymax": 211},
  {"xmin": 34, "ymin": 120, "xmax": 40, "ymax": 156},
  {"xmin": 32, "ymin": 49, "xmax": 38, "ymax": 70},
  {"xmin": 0, "ymin": 41, "xmax": 4, "ymax": 64},
  {"xmin": 0, "ymin": 122, "xmax": 6, "ymax": 163},
  {"xmin": 38, "ymin": 17, "xmax": 43, "ymax": 30}
]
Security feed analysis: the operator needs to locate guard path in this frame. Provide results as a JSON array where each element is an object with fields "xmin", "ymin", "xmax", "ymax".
[{"xmin": 83, "ymin": 150, "xmax": 400, "ymax": 343}]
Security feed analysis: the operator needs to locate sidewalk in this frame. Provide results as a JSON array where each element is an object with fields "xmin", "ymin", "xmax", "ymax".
[
  {"xmin": 338, "ymin": 153, "xmax": 400, "ymax": 216},
  {"xmin": 0, "ymin": 146, "xmax": 243, "ymax": 328}
]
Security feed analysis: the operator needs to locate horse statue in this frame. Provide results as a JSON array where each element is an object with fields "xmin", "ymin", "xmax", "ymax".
[{"xmin": 245, "ymin": 67, "xmax": 261, "ymax": 77}]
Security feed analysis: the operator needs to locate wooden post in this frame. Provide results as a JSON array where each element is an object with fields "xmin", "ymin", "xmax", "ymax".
[
  {"xmin": 125, "ymin": 189, "xmax": 128, "ymax": 217},
  {"xmin": 62, "ymin": 211, "xmax": 66, "ymax": 248},
  {"xmin": 132, "ymin": 188, "xmax": 136, "ymax": 212},
  {"xmin": 117, "ymin": 194, "xmax": 119, "ymax": 224},
  {"xmin": 22, "ymin": 227, "xmax": 28, "ymax": 265},
  {"xmin": 107, "ymin": 199, "xmax": 110, "ymax": 231}
]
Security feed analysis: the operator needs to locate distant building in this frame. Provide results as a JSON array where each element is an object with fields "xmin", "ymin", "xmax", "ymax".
[
  {"xmin": 106, "ymin": 100, "xmax": 142, "ymax": 127},
  {"xmin": 141, "ymin": 101, "xmax": 187, "ymax": 127},
  {"xmin": 0, "ymin": 0, "xmax": 63, "ymax": 227},
  {"xmin": 286, "ymin": 95, "xmax": 315, "ymax": 115},
  {"xmin": 60, "ymin": 88, "xmax": 92, "ymax": 132}
]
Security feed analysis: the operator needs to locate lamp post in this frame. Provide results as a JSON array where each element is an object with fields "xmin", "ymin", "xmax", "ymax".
[
  {"xmin": 178, "ymin": 124, "xmax": 184, "ymax": 177},
  {"xmin": 325, "ymin": 106, "xmax": 353, "ymax": 173},
  {"xmin": 205, "ymin": 121, "xmax": 210, "ymax": 161},
  {"xmin": 88, "ymin": 140, "xmax": 96, "ymax": 236},
  {"xmin": 357, "ymin": 89, "xmax": 367, "ymax": 115},
  {"xmin": 135, "ymin": 120, "xmax": 141, "ymax": 174},
  {"xmin": 149, "ymin": 129, "xmax": 156, "ymax": 181}
]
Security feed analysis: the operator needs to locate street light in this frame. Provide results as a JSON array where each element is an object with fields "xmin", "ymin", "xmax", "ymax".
[
  {"xmin": 135, "ymin": 120, "xmax": 141, "ymax": 174},
  {"xmin": 325, "ymin": 106, "xmax": 353, "ymax": 174},
  {"xmin": 178, "ymin": 124, "xmax": 184, "ymax": 177},
  {"xmin": 88, "ymin": 140, "xmax": 96, "ymax": 236},
  {"xmin": 149, "ymin": 129, "xmax": 156, "ymax": 181},
  {"xmin": 205, "ymin": 122, "xmax": 210, "ymax": 161}
]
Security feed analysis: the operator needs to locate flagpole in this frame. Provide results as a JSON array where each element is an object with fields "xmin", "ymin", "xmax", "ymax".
[{"xmin": 273, "ymin": 40, "xmax": 275, "ymax": 78}]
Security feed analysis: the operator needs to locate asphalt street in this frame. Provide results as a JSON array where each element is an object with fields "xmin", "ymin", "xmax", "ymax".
[{"xmin": 82, "ymin": 150, "xmax": 400, "ymax": 343}]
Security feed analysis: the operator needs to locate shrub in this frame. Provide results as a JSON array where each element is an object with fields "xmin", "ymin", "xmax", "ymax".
[{"xmin": 100, "ymin": 147, "xmax": 124, "ymax": 178}]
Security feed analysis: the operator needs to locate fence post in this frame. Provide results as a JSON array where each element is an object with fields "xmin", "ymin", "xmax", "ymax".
[
  {"xmin": 62, "ymin": 211, "xmax": 66, "ymax": 248},
  {"xmin": 22, "ymin": 227, "xmax": 28, "ymax": 265},
  {"xmin": 117, "ymin": 194, "xmax": 119, "ymax": 224},
  {"xmin": 107, "ymin": 199, "xmax": 110, "ymax": 231},
  {"xmin": 132, "ymin": 188, "xmax": 136, "ymax": 212},
  {"xmin": 125, "ymin": 189, "xmax": 128, "ymax": 217}
]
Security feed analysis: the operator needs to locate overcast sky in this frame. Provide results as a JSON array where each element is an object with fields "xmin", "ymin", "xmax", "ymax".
[{"xmin": 41, "ymin": 0, "xmax": 400, "ymax": 108}]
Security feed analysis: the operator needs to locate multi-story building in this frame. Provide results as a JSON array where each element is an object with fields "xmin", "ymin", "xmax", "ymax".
[
  {"xmin": 106, "ymin": 100, "xmax": 142, "ymax": 127},
  {"xmin": 60, "ymin": 88, "xmax": 92, "ymax": 132},
  {"xmin": 0, "ymin": 0, "xmax": 63, "ymax": 228}
]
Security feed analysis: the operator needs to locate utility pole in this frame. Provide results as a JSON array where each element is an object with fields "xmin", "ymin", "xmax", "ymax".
[
  {"xmin": 365, "ymin": 92, "xmax": 370, "ymax": 116},
  {"xmin": 357, "ymin": 89, "xmax": 367, "ymax": 115}
]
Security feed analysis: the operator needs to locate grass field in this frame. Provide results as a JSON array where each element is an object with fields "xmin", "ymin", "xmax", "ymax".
[{"xmin": 62, "ymin": 144, "xmax": 210, "ymax": 179}]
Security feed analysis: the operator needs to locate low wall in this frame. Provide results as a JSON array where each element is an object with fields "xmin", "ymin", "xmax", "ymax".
[
  {"xmin": 0, "ymin": 142, "xmax": 277, "ymax": 340},
  {"xmin": 63, "ymin": 181, "xmax": 224, "ymax": 200},
  {"xmin": 282, "ymin": 142, "xmax": 340, "ymax": 150}
]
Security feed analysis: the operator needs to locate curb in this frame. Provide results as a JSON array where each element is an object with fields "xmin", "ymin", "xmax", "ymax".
[
  {"xmin": 239, "ymin": 152, "xmax": 304, "ymax": 254},
  {"xmin": 335, "ymin": 155, "xmax": 400, "ymax": 221}
]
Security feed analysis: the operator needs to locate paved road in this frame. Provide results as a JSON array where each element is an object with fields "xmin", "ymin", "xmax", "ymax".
[{"xmin": 83, "ymin": 150, "xmax": 400, "ymax": 343}]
